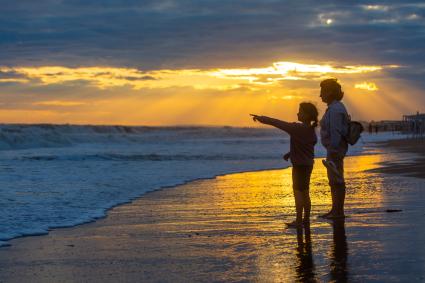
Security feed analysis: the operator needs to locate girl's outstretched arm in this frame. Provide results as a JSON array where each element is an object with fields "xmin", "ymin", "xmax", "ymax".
[{"xmin": 251, "ymin": 115, "xmax": 294, "ymax": 134}]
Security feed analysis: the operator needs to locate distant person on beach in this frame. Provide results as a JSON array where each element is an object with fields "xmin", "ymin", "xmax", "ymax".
[
  {"xmin": 319, "ymin": 79, "xmax": 349, "ymax": 219},
  {"xmin": 251, "ymin": 102, "xmax": 318, "ymax": 227}
]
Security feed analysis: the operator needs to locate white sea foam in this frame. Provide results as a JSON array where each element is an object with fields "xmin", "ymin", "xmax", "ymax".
[{"xmin": 0, "ymin": 124, "xmax": 405, "ymax": 246}]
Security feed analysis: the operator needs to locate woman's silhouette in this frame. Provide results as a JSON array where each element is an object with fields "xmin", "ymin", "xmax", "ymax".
[{"xmin": 319, "ymin": 79, "xmax": 349, "ymax": 218}]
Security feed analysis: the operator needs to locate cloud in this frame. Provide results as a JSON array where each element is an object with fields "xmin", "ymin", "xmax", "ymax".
[
  {"xmin": 0, "ymin": 0, "xmax": 423, "ymax": 93},
  {"xmin": 361, "ymin": 5, "xmax": 390, "ymax": 12},
  {"xmin": 33, "ymin": 100, "xmax": 87, "ymax": 107},
  {"xmin": 0, "ymin": 0, "xmax": 423, "ymax": 70},
  {"xmin": 0, "ymin": 61, "xmax": 387, "ymax": 90},
  {"xmin": 354, "ymin": 82, "xmax": 379, "ymax": 91},
  {"xmin": 0, "ymin": 0, "xmax": 424, "ymax": 124}
]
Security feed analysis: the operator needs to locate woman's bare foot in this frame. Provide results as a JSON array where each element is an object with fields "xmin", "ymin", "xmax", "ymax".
[
  {"xmin": 325, "ymin": 213, "xmax": 345, "ymax": 219},
  {"xmin": 319, "ymin": 211, "xmax": 333, "ymax": 218},
  {"xmin": 286, "ymin": 220, "xmax": 303, "ymax": 228}
]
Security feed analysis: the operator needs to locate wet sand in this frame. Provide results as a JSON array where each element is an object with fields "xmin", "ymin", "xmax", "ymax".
[
  {"xmin": 371, "ymin": 138, "xmax": 425, "ymax": 178},
  {"xmin": 0, "ymin": 152, "xmax": 424, "ymax": 282}
]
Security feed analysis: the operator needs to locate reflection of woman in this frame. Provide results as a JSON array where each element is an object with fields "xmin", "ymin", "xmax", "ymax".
[
  {"xmin": 319, "ymin": 79, "xmax": 349, "ymax": 218},
  {"xmin": 330, "ymin": 219, "xmax": 348, "ymax": 282}
]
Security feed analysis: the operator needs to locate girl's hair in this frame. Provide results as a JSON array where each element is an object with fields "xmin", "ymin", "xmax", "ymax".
[
  {"xmin": 320, "ymin": 78, "xmax": 344, "ymax": 101},
  {"xmin": 300, "ymin": 102, "xmax": 319, "ymax": 128}
]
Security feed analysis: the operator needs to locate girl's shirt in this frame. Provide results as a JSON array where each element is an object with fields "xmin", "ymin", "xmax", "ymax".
[{"xmin": 258, "ymin": 116, "xmax": 317, "ymax": 166}]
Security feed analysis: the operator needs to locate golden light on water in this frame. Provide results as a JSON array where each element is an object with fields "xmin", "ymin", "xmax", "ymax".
[
  {"xmin": 210, "ymin": 154, "xmax": 386, "ymax": 217},
  {"xmin": 135, "ymin": 153, "xmax": 388, "ymax": 282},
  {"xmin": 201, "ymin": 154, "xmax": 388, "ymax": 281}
]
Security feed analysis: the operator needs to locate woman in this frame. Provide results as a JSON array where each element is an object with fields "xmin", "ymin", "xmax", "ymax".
[{"xmin": 319, "ymin": 79, "xmax": 349, "ymax": 219}]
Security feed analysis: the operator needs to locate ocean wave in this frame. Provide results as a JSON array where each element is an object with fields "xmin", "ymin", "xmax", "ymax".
[
  {"xmin": 0, "ymin": 124, "xmax": 283, "ymax": 151},
  {"xmin": 20, "ymin": 153, "xmax": 277, "ymax": 161}
]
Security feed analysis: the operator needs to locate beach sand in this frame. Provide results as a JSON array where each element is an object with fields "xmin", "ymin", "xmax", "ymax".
[
  {"xmin": 370, "ymin": 138, "xmax": 425, "ymax": 179},
  {"xmin": 0, "ymin": 144, "xmax": 424, "ymax": 282}
]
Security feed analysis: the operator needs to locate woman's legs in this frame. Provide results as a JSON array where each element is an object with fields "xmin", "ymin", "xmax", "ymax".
[
  {"xmin": 327, "ymin": 158, "xmax": 346, "ymax": 218},
  {"xmin": 335, "ymin": 184, "xmax": 346, "ymax": 216}
]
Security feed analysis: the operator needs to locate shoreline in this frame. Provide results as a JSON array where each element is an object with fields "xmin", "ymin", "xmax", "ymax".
[{"xmin": 0, "ymin": 163, "xmax": 293, "ymax": 248}]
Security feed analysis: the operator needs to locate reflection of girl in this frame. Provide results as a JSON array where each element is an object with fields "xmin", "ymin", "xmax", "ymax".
[
  {"xmin": 251, "ymin": 103, "xmax": 318, "ymax": 227},
  {"xmin": 319, "ymin": 79, "xmax": 349, "ymax": 219}
]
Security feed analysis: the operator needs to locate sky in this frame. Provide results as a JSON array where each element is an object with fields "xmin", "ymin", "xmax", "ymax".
[{"xmin": 0, "ymin": 0, "xmax": 424, "ymax": 126}]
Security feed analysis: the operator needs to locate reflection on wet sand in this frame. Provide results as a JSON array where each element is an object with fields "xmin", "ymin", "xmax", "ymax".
[
  {"xmin": 1, "ymin": 153, "xmax": 420, "ymax": 282},
  {"xmin": 330, "ymin": 219, "xmax": 348, "ymax": 283},
  {"xmin": 293, "ymin": 219, "xmax": 348, "ymax": 282},
  {"xmin": 295, "ymin": 224, "xmax": 316, "ymax": 282}
]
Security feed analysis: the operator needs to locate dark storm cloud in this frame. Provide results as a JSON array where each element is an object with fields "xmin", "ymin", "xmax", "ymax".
[{"xmin": 0, "ymin": 0, "xmax": 424, "ymax": 80}]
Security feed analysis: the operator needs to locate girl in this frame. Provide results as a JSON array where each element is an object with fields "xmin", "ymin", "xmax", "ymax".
[{"xmin": 251, "ymin": 102, "xmax": 318, "ymax": 227}]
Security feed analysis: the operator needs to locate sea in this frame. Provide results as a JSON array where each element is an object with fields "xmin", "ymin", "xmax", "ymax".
[{"xmin": 0, "ymin": 124, "xmax": 403, "ymax": 246}]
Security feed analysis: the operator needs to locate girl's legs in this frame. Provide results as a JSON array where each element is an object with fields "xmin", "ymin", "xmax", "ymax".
[
  {"xmin": 288, "ymin": 166, "xmax": 304, "ymax": 227},
  {"xmin": 287, "ymin": 189, "xmax": 303, "ymax": 227},
  {"xmin": 294, "ymin": 189, "xmax": 304, "ymax": 223},
  {"xmin": 302, "ymin": 190, "xmax": 311, "ymax": 222},
  {"xmin": 288, "ymin": 165, "xmax": 312, "ymax": 227}
]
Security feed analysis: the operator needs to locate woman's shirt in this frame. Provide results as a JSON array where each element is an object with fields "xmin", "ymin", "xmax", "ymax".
[
  {"xmin": 258, "ymin": 117, "xmax": 317, "ymax": 166},
  {"xmin": 320, "ymin": 100, "xmax": 349, "ymax": 155}
]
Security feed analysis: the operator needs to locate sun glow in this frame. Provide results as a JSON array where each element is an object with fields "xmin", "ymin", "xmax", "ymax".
[
  {"xmin": 0, "ymin": 61, "xmax": 410, "ymax": 125},
  {"xmin": 33, "ymin": 100, "xmax": 87, "ymax": 107},
  {"xmin": 354, "ymin": 82, "xmax": 379, "ymax": 91},
  {"xmin": 362, "ymin": 5, "xmax": 390, "ymax": 11},
  {"xmin": 0, "ymin": 62, "xmax": 386, "ymax": 90}
]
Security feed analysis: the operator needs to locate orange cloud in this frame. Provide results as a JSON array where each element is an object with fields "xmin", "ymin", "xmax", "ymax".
[
  {"xmin": 33, "ymin": 100, "xmax": 87, "ymax": 107},
  {"xmin": 0, "ymin": 61, "xmax": 389, "ymax": 91},
  {"xmin": 354, "ymin": 82, "xmax": 379, "ymax": 91}
]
